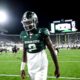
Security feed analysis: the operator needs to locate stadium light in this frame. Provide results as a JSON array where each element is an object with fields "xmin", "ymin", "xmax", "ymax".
[{"xmin": 0, "ymin": 10, "xmax": 8, "ymax": 24}]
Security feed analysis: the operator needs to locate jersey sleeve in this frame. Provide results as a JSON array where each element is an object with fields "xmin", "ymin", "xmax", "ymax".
[
  {"xmin": 20, "ymin": 31, "xmax": 24, "ymax": 41},
  {"xmin": 20, "ymin": 31, "xmax": 28, "ymax": 42},
  {"xmin": 41, "ymin": 28, "xmax": 50, "ymax": 37}
]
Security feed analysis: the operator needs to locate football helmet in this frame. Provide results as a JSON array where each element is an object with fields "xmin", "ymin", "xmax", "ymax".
[{"xmin": 21, "ymin": 11, "xmax": 38, "ymax": 31}]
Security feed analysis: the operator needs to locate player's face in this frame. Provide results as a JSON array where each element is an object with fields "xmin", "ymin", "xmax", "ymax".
[
  {"xmin": 23, "ymin": 19, "xmax": 34, "ymax": 31},
  {"xmin": 24, "ymin": 20, "xmax": 33, "ymax": 26}
]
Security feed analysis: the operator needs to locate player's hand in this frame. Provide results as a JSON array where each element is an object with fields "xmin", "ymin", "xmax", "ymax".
[
  {"xmin": 54, "ymin": 68, "xmax": 60, "ymax": 78},
  {"xmin": 21, "ymin": 70, "xmax": 26, "ymax": 80}
]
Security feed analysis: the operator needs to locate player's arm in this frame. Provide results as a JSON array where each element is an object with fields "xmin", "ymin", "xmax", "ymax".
[
  {"xmin": 44, "ymin": 36, "xmax": 60, "ymax": 78},
  {"xmin": 20, "ymin": 44, "xmax": 27, "ymax": 79}
]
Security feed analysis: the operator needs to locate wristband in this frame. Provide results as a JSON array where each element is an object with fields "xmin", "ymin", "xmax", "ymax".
[{"xmin": 20, "ymin": 62, "xmax": 26, "ymax": 71}]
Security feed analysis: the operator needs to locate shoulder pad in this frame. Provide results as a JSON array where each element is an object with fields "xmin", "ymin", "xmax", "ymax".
[
  {"xmin": 20, "ymin": 31, "xmax": 28, "ymax": 40},
  {"xmin": 40, "ymin": 28, "xmax": 50, "ymax": 36}
]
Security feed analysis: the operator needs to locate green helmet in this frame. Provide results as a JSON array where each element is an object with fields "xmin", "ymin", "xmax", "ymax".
[{"xmin": 21, "ymin": 11, "xmax": 38, "ymax": 31}]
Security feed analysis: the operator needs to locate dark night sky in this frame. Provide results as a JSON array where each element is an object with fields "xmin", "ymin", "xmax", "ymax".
[{"xmin": 0, "ymin": 0, "xmax": 80, "ymax": 34}]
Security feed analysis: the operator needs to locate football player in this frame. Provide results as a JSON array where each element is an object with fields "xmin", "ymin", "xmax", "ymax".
[{"xmin": 20, "ymin": 11, "xmax": 60, "ymax": 80}]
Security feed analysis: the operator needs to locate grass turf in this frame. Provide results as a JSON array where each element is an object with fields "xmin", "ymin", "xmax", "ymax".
[{"xmin": 0, "ymin": 49, "xmax": 80, "ymax": 80}]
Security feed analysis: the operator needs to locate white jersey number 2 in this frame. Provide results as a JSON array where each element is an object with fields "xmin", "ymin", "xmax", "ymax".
[{"xmin": 28, "ymin": 44, "xmax": 37, "ymax": 52}]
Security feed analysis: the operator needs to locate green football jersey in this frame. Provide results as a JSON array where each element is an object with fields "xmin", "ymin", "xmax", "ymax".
[{"xmin": 20, "ymin": 28, "xmax": 50, "ymax": 53}]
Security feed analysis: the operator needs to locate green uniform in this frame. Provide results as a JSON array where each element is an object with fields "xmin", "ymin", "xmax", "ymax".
[{"xmin": 20, "ymin": 28, "xmax": 50, "ymax": 53}]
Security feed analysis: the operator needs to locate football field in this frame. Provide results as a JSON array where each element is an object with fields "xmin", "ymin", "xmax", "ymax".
[{"xmin": 0, "ymin": 48, "xmax": 80, "ymax": 80}]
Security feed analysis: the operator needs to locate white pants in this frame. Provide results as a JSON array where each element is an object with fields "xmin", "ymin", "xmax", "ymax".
[{"xmin": 27, "ymin": 50, "xmax": 48, "ymax": 80}]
